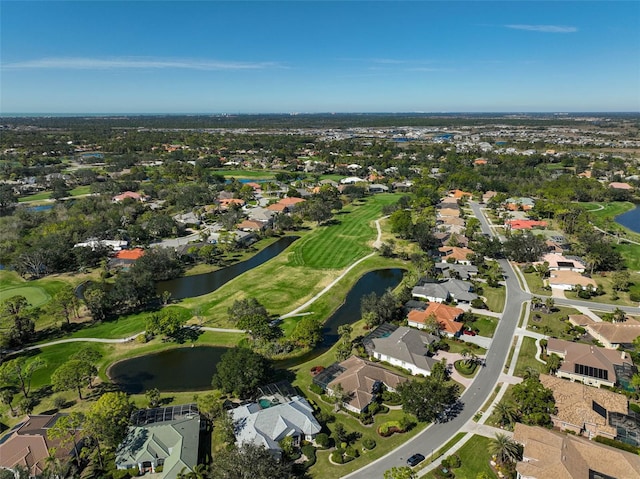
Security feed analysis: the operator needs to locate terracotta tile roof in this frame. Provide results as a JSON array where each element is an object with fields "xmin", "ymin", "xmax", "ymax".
[
  {"xmin": 539, "ymin": 374, "xmax": 627, "ymax": 438},
  {"xmin": 609, "ymin": 182, "xmax": 633, "ymax": 190},
  {"xmin": 218, "ymin": 198, "xmax": 245, "ymax": 208},
  {"xmin": 237, "ymin": 219, "xmax": 265, "ymax": 231},
  {"xmin": 113, "ymin": 191, "xmax": 144, "ymax": 202},
  {"xmin": 267, "ymin": 203, "xmax": 287, "ymax": 212},
  {"xmin": 450, "ymin": 189, "xmax": 472, "ymax": 199},
  {"xmin": 438, "ymin": 246, "xmax": 474, "ymax": 262},
  {"xmin": 514, "ymin": 423, "xmax": 640, "ymax": 479},
  {"xmin": 567, "ymin": 314, "xmax": 594, "ymax": 326},
  {"xmin": 327, "ymin": 356, "xmax": 407, "ymax": 412},
  {"xmin": 279, "ymin": 197, "xmax": 306, "ymax": 206},
  {"xmin": 114, "ymin": 248, "xmax": 145, "ymax": 260},
  {"xmin": 438, "ymin": 208, "xmax": 460, "ymax": 218},
  {"xmin": 506, "ymin": 219, "xmax": 548, "ymax": 230},
  {"xmin": 408, "ymin": 304, "xmax": 464, "ymax": 335}
]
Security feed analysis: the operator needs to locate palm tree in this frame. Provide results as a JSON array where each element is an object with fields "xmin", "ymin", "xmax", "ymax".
[
  {"xmin": 544, "ymin": 297, "xmax": 555, "ymax": 314},
  {"xmin": 530, "ymin": 297, "xmax": 542, "ymax": 311},
  {"xmin": 493, "ymin": 400, "xmax": 518, "ymax": 429},
  {"xmin": 489, "ymin": 433, "xmax": 522, "ymax": 466},
  {"xmin": 522, "ymin": 366, "xmax": 539, "ymax": 380}
]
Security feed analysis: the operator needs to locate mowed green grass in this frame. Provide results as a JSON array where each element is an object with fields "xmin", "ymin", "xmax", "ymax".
[
  {"xmin": 0, "ymin": 286, "xmax": 50, "ymax": 307},
  {"xmin": 514, "ymin": 336, "xmax": 544, "ymax": 378},
  {"xmin": 288, "ymin": 194, "xmax": 403, "ymax": 269},
  {"xmin": 424, "ymin": 435, "xmax": 497, "ymax": 479}
]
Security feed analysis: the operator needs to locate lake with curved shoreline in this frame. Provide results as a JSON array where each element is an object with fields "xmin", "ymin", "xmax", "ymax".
[
  {"xmin": 156, "ymin": 235, "xmax": 298, "ymax": 299},
  {"xmin": 109, "ymin": 268, "xmax": 405, "ymax": 392},
  {"xmin": 615, "ymin": 205, "xmax": 640, "ymax": 234}
]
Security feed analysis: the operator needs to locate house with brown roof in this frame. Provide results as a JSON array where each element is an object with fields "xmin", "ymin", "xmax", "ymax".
[
  {"xmin": 546, "ymin": 338, "xmax": 635, "ymax": 388},
  {"xmin": 218, "ymin": 198, "xmax": 246, "ymax": 210},
  {"xmin": 236, "ymin": 219, "xmax": 267, "ymax": 232},
  {"xmin": 609, "ymin": 182, "xmax": 633, "ymax": 190},
  {"xmin": 0, "ymin": 414, "xmax": 81, "ymax": 478},
  {"xmin": 437, "ymin": 208, "xmax": 460, "ymax": 218},
  {"xmin": 407, "ymin": 303, "xmax": 464, "ymax": 337},
  {"xmin": 267, "ymin": 197, "xmax": 305, "ymax": 213},
  {"xmin": 569, "ymin": 314, "xmax": 640, "ymax": 349},
  {"xmin": 513, "ymin": 423, "xmax": 640, "ymax": 479},
  {"xmin": 547, "ymin": 270, "xmax": 597, "ymax": 291},
  {"xmin": 539, "ymin": 374, "xmax": 628, "ymax": 441},
  {"xmin": 537, "ymin": 253, "xmax": 586, "ymax": 273},
  {"xmin": 326, "ymin": 356, "xmax": 407, "ymax": 414},
  {"xmin": 438, "ymin": 246, "xmax": 475, "ymax": 265}
]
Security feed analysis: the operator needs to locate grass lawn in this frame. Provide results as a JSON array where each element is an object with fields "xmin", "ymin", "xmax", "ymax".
[
  {"xmin": 0, "ymin": 286, "xmax": 51, "ymax": 308},
  {"xmin": 486, "ymin": 385, "xmax": 516, "ymax": 428},
  {"xmin": 288, "ymin": 324, "xmax": 431, "ymax": 479},
  {"xmin": 17, "ymin": 191, "xmax": 52, "ymax": 202},
  {"xmin": 513, "ymin": 337, "xmax": 544, "ymax": 378},
  {"xmin": 441, "ymin": 338, "xmax": 487, "ymax": 356},
  {"xmin": 69, "ymin": 185, "xmax": 92, "ymax": 196},
  {"xmin": 425, "ymin": 435, "xmax": 497, "ymax": 479},
  {"xmin": 563, "ymin": 270, "xmax": 640, "ymax": 306},
  {"xmin": 473, "ymin": 315, "xmax": 498, "ymax": 338},
  {"xmin": 288, "ymin": 194, "xmax": 403, "ymax": 269},
  {"xmin": 482, "ymin": 285, "xmax": 506, "ymax": 313},
  {"xmin": 522, "ymin": 271, "xmax": 551, "ymax": 296},
  {"xmin": 182, "ymin": 194, "xmax": 407, "ymax": 328},
  {"xmin": 212, "ymin": 169, "xmax": 277, "ymax": 179},
  {"xmin": 526, "ymin": 305, "xmax": 581, "ymax": 339}
]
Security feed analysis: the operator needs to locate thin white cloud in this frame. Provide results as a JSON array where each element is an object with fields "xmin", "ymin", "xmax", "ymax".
[
  {"xmin": 2, "ymin": 57, "xmax": 282, "ymax": 71},
  {"xmin": 505, "ymin": 24, "xmax": 578, "ymax": 33}
]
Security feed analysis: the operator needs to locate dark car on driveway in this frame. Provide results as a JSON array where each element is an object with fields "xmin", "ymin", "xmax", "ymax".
[{"xmin": 407, "ymin": 453, "xmax": 425, "ymax": 467}]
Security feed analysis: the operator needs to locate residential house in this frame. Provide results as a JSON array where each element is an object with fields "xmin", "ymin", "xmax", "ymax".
[
  {"xmin": 546, "ymin": 338, "xmax": 635, "ymax": 388},
  {"xmin": 340, "ymin": 177, "xmax": 367, "ymax": 185},
  {"xmin": 231, "ymin": 395, "xmax": 321, "ymax": 455},
  {"xmin": 513, "ymin": 423, "xmax": 640, "ymax": 479},
  {"xmin": 505, "ymin": 219, "xmax": 548, "ymax": 230},
  {"xmin": 439, "ymin": 197, "xmax": 459, "ymax": 207},
  {"xmin": 547, "ymin": 270, "xmax": 597, "ymax": 291},
  {"xmin": 172, "ymin": 212, "xmax": 201, "ymax": 226},
  {"xmin": 218, "ymin": 198, "xmax": 246, "ymax": 210},
  {"xmin": 112, "ymin": 191, "xmax": 147, "ymax": 203},
  {"xmin": 109, "ymin": 248, "xmax": 145, "ymax": 268},
  {"xmin": 437, "ymin": 208, "xmax": 460, "ymax": 218},
  {"xmin": 434, "ymin": 262, "xmax": 478, "ymax": 280},
  {"xmin": 115, "ymin": 405, "xmax": 200, "ymax": 479},
  {"xmin": 369, "ymin": 327, "xmax": 439, "ymax": 376},
  {"xmin": 0, "ymin": 414, "xmax": 81, "ymax": 478},
  {"xmin": 504, "ymin": 197, "xmax": 535, "ymax": 211},
  {"xmin": 411, "ymin": 281, "xmax": 449, "ymax": 303},
  {"xmin": 369, "ymin": 184, "xmax": 389, "ymax": 193},
  {"xmin": 537, "ymin": 253, "xmax": 586, "ymax": 272},
  {"xmin": 449, "ymin": 189, "xmax": 472, "ymax": 200},
  {"xmin": 539, "ymin": 374, "xmax": 628, "ymax": 441},
  {"xmin": 438, "ymin": 246, "xmax": 475, "ymax": 265},
  {"xmin": 236, "ymin": 219, "xmax": 268, "ymax": 232},
  {"xmin": 267, "ymin": 197, "xmax": 305, "ymax": 213},
  {"xmin": 482, "ymin": 191, "xmax": 497, "ymax": 204},
  {"xmin": 407, "ymin": 303, "xmax": 464, "ymax": 337},
  {"xmin": 609, "ymin": 182, "xmax": 633, "ymax": 190},
  {"xmin": 569, "ymin": 314, "xmax": 640, "ymax": 349},
  {"xmin": 325, "ymin": 356, "xmax": 407, "ymax": 414},
  {"xmin": 246, "ymin": 206, "xmax": 276, "ymax": 225},
  {"xmin": 74, "ymin": 239, "xmax": 128, "ymax": 251}
]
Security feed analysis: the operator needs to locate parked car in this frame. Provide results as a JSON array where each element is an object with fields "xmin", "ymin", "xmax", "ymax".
[
  {"xmin": 463, "ymin": 329, "xmax": 477, "ymax": 336},
  {"xmin": 407, "ymin": 453, "xmax": 425, "ymax": 467}
]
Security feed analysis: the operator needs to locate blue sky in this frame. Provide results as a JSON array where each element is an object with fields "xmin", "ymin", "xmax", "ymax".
[{"xmin": 1, "ymin": 1, "xmax": 639, "ymax": 113}]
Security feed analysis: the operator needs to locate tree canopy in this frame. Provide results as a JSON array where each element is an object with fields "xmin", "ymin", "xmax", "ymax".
[{"xmin": 212, "ymin": 347, "xmax": 273, "ymax": 399}]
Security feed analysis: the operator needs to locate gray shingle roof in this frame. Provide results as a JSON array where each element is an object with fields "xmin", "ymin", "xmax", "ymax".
[{"xmin": 370, "ymin": 327, "xmax": 438, "ymax": 374}]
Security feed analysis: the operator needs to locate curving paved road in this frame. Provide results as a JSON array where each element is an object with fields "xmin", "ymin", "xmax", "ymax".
[{"xmin": 345, "ymin": 201, "xmax": 640, "ymax": 479}]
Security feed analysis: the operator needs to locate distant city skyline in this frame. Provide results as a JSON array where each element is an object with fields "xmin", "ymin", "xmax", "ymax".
[{"xmin": 1, "ymin": 1, "xmax": 639, "ymax": 114}]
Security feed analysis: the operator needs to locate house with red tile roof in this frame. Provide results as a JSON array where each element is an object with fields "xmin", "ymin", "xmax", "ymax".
[
  {"xmin": 506, "ymin": 219, "xmax": 547, "ymax": 230},
  {"xmin": 218, "ymin": 198, "xmax": 246, "ymax": 210},
  {"xmin": 449, "ymin": 189, "xmax": 473, "ymax": 199},
  {"xmin": 609, "ymin": 182, "xmax": 633, "ymax": 190},
  {"xmin": 407, "ymin": 303, "xmax": 464, "ymax": 336},
  {"xmin": 112, "ymin": 191, "xmax": 147, "ymax": 203},
  {"xmin": 438, "ymin": 246, "xmax": 475, "ymax": 265},
  {"xmin": 267, "ymin": 197, "xmax": 306, "ymax": 213}
]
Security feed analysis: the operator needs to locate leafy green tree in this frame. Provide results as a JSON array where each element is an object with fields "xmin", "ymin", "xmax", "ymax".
[
  {"xmin": 51, "ymin": 359, "xmax": 96, "ymax": 400},
  {"xmin": 389, "ymin": 209, "xmax": 413, "ymax": 239},
  {"xmin": 145, "ymin": 388, "xmax": 161, "ymax": 408},
  {"xmin": 196, "ymin": 392, "xmax": 225, "ymax": 421},
  {"xmin": 0, "ymin": 184, "xmax": 17, "ymax": 210},
  {"xmin": 212, "ymin": 347, "xmax": 273, "ymax": 399},
  {"xmin": 335, "ymin": 325, "xmax": 353, "ymax": 361},
  {"xmin": 227, "ymin": 298, "xmax": 279, "ymax": 341},
  {"xmin": 47, "ymin": 412, "xmax": 84, "ymax": 469},
  {"xmin": 503, "ymin": 232, "xmax": 545, "ymax": 263},
  {"xmin": 290, "ymin": 316, "xmax": 323, "ymax": 348},
  {"xmin": 512, "ymin": 376, "xmax": 555, "ymax": 427},
  {"xmin": 398, "ymin": 377, "xmax": 459, "ymax": 423},
  {"xmin": 545, "ymin": 354, "xmax": 562, "ymax": 375},
  {"xmin": 84, "ymin": 392, "xmax": 135, "ymax": 452},
  {"xmin": 207, "ymin": 442, "xmax": 293, "ymax": 479},
  {"xmin": 0, "ymin": 356, "xmax": 46, "ymax": 399},
  {"xmin": 0, "ymin": 388, "xmax": 16, "ymax": 416},
  {"xmin": 51, "ymin": 284, "xmax": 80, "ymax": 326}
]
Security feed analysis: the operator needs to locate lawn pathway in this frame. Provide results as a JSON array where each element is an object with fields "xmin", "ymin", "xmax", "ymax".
[{"xmin": 280, "ymin": 216, "xmax": 386, "ymax": 319}]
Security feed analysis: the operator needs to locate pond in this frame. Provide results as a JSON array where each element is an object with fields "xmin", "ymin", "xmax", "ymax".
[
  {"xmin": 156, "ymin": 236, "xmax": 298, "ymax": 300},
  {"xmin": 109, "ymin": 268, "xmax": 404, "ymax": 392},
  {"xmin": 108, "ymin": 346, "xmax": 229, "ymax": 394},
  {"xmin": 616, "ymin": 205, "xmax": 640, "ymax": 234}
]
